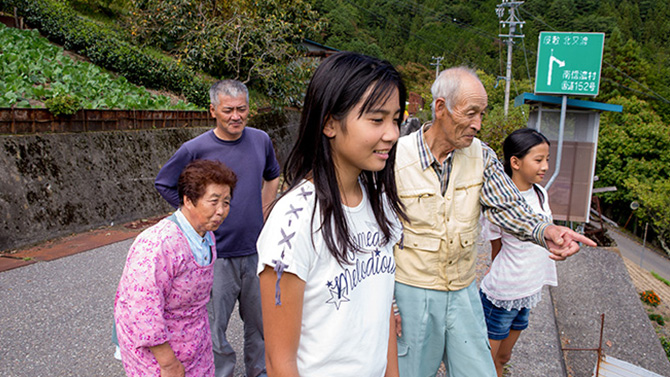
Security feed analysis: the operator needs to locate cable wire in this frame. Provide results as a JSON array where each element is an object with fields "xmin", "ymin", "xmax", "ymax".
[
  {"xmin": 341, "ymin": 0, "xmax": 473, "ymax": 65},
  {"xmin": 521, "ymin": 37, "xmax": 533, "ymax": 86}
]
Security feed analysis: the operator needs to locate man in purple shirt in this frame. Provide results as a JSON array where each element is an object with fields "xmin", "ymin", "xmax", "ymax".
[{"xmin": 155, "ymin": 80, "xmax": 280, "ymax": 377}]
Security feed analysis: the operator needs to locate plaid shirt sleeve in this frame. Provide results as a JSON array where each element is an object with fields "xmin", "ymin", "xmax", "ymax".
[{"xmin": 479, "ymin": 143, "xmax": 550, "ymax": 248}]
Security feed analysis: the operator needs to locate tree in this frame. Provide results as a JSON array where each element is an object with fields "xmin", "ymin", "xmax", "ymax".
[
  {"xmin": 626, "ymin": 177, "xmax": 670, "ymax": 256},
  {"xmin": 128, "ymin": 0, "xmax": 322, "ymax": 92},
  {"xmin": 599, "ymin": 28, "xmax": 651, "ymax": 102},
  {"xmin": 595, "ymin": 95, "xmax": 670, "ymax": 227},
  {"xmin": 318, "ymin": 2, "xmax": 382, "ymax": 58},
  {"xmin": 546, "ymin": 0, "xmax": 577, "ymax": 31}
]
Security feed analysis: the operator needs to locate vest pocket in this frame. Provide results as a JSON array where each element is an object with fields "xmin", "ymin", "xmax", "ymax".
[
  {"xmin": 396, "ymin": 231, "xmax": 441, "ymax": 285},
  {"xmin": 459, "ymin": 228, "xmax": 478, "ymax": 248},
  {"xmin": 453, "ymin": 181, "xmax": 483, "ymax": 222},
  {"xmin": 456, "ymin": 228, "xmax": 478, "ymax": 279},
  {"xmin": 403, "ymin": 231, "xmax": 441, "ymax": 252},
  {"xmin": 399, "ymin": 189, "xmax": 440, "ymax": 228}
]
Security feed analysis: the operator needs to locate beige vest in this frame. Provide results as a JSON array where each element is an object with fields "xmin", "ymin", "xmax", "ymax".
[{"xmin": 394, "ymin": 134, "xmax": 484, "ymax": 291}]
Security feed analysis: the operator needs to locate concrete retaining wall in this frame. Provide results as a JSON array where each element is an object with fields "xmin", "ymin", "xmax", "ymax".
[{"xmin": 0, "ymin": 110, "xmax": 299, "ymax": 251}]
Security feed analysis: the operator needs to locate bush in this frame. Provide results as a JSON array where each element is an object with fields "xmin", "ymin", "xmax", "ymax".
[
  {"xmin": 661, "ymin": 336, "xmax": 670, "ymax": 361},
  {"xmin": 649, "ymin": 313, "xmax": 666, "ymax": 326},
  {"xmin": 69, "ymin": 0, "xmax": 129, "ymax": 18},
  {"xmin": 45, "ymin": 94, "xmax": 81, "ymax": 116},
  {"xmin": 1, "ymin": 0, "xmax": 212, "ymax": 107},
  {"xmin": 127, "ymin": 0, "xmax": 322, "ymax": 110},
  {"xmin": 640, "ymin": 290, "xmax": 661, "ymax": 307}
]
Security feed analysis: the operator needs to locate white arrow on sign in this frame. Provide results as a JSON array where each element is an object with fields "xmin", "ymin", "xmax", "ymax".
[{"xmin": 547, "ymin": 49, "xmax": 565, "ymax": 86}]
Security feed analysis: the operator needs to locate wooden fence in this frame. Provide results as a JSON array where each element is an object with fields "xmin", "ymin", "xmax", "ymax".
[{"xmin": 0, "ymin": 108, "xmax": 212, "ymax": 134}]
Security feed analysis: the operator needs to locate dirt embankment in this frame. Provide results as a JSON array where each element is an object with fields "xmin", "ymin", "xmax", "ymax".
[{"xmin": 623, "ymin": 257, "xmax": 670, "ymax": 341}]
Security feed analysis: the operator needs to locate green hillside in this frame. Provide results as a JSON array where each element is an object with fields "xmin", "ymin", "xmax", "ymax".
[
  {"xmin": 309, "ymin": 0, "xmax": 670, "ymax": 122},
  {"xmin": 2, "ymin": 0, "xmax": 669, "ymax": 253},
  {"xmin": 0, "ymin": 23, "xmax": 198, "ymax": 112},
  {"xmin": 308, "ymin": 0, "xmax": 670, "ymax": 252}
]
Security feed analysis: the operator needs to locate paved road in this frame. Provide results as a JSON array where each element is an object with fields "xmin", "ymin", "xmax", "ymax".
[
  {"xmin": 0, "ymin": 239, "xmax": 247, "ymax": 377},
  {"xmin": 606, "ymin": 225, "xmax": 670, "ymax": 282},
  {"xmin": 2, "ymin": 224, "xmax": 667, "ymax": 377}
]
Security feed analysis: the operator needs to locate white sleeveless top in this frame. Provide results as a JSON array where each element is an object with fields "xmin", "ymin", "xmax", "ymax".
[{"xmin": 480, "ymin": 184, "xmax": 557, "ymax": 310}]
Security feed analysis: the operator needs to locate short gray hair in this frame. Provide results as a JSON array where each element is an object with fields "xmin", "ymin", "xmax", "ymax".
[
  {"xmin": 430, "ymin": 66, "xmax": 481, "ymax": 119},
  {"xmin": 209, "ymin": 80, "xmax": 249, "ymax": 106}
]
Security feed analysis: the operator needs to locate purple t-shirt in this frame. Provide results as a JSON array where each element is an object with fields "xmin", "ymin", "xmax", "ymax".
[{"xmin": 155, "ymin": 128, "xmax": 280, "ymax": 258}]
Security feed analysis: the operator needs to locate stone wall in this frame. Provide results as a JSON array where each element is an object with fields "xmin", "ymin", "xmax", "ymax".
[{"xmin": 0, "ymin": 109, "xmax": 299, "ymax": 251}]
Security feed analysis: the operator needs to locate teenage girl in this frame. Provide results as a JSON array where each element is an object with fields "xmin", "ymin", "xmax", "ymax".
[
  {"xmin": 479, "ymin": 128, "xmax": 556, "ymax": 377},
  {"xmin": 256, "ymin": 51, "xmax": 406, "ymax": 376}
]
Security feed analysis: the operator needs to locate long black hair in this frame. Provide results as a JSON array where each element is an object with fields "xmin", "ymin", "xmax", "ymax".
[
  {"xmin": 502, "ymin": 128, "xmax": 550, "ymax": 210},
  {"xmin": 281, "ymin": 51, "xmax": 407, "ymax": 265}
]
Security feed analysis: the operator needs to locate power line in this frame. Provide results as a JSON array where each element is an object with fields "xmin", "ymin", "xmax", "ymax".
[
  {"xmin": 601, "ymin": 78, "xmax": 670, "ymax": 104},
  {"xmin": 390, "ymin": 0, "xmax": 539, "ymax": 100},
  {"xmin": 521, "ymin": 37, "xmax": 533, "ymax": 85},
  {"xmin": 519, "ymin": 7, "xmax": 556, "ymax": 31},
  {"xmin": 341, "ymin": 0, "xmax": 474, "ymax": 65},
  {"xmin": 499, "ymin": 20, "xmax": 504, "ymax": 75},
  {"xmin": 497, "ymin": 1, "xmax": 526, "ymax": 118},
  {"xmin": 603, "ymin": 61, "xmax": 670, "ymax": 104},
  {"xmin": 344, "ymin": 0, "xmax": 533, "ymax": 77},
  {"xmin": 396, "ymin": 0, "xmax": 543, "ymax": 82},
  {"xmin": 396, "ymin": 0, "xmax": 501, "ymax": 42},
  {"xmin": 400, "ymin": 0, "xmax": 666, "ymax": 106},
  {"xmin": 430, "ymin": 56, "xmax": 444, "ymax": 79},
  {"xmin": 334, "ymin": 0, "xmax": 670, "ymax": 106}
]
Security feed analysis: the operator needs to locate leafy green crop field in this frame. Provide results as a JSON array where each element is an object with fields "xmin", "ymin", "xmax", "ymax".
[{"xmin": 0, "ymin": 23, "xmax": 200, "ymax": 111}]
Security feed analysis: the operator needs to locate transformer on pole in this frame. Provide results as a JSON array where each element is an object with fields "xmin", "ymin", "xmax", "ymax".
[
  {"xmin": 497, "ymin": 0, "xmax": 525, "ymax": 118},
  {"xmin": 431, "ymin": 56, "xmax": 444, "ymax": 79}
]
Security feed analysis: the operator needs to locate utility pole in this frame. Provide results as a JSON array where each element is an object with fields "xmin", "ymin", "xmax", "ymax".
[
  {"xmin": 497, "ymin": 1, "xmax": 525, "ymax": 119},
  {"xmin": 430, "ymin": 56, "xmax": 444, "ymax": 79}
]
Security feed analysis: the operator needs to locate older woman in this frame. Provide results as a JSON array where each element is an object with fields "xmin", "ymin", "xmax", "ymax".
[{"xmin": 114, "ymin": 159, "xmax": 237, "ymax": 377}]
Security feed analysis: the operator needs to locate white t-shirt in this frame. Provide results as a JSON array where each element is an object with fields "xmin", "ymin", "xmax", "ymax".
[
  {"xmin": 480, "ymin": 184, "xmax": 557, "ymax": 309},
  {"xmin": 257, "ymin": 180, "xmax": 401, "ymax": 377}
]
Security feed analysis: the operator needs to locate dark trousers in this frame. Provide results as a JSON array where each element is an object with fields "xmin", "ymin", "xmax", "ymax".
[{"xmin": 211, "ymin": 254, "xmax": 266, "ymax": 377}]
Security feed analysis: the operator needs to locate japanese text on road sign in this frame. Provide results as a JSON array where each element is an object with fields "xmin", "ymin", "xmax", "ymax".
[{"xmin": 534, "ymin": 32, "xmax": 605, "ymax": 96}]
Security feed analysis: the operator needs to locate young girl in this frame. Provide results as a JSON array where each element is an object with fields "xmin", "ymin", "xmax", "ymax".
[
  {"xmin": 256, "ymin": 51, "xmax": 406, "ymax": 376},
  {"xmin": 479, "ymin": 128, "xmax": 556, "ymax": 377}
]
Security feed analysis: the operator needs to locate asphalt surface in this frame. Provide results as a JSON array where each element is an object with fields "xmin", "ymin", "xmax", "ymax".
[
  {"xmin": 553, "ymin": 246, "xmax": 670, "ymax": 376},
  {"xmin": 0, "ymin": 239, "xmax": 247, "ymax": 377},
  {"xmin": 2, "ymin": 223, "xmax": 668, "ymax": 376},
  {"xmin": 607, "ymin": 225, "xmax": 670, "ymax": 281}
]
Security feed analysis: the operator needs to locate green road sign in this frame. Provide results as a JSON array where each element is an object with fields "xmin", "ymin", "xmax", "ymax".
[{"xmin": 534, "ymin": 32, "xmax": 605, "ymax": 96}]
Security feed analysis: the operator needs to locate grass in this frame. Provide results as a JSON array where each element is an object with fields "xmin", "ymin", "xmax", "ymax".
[{"xmin": 651, "ymin": 271, "xmax": 670, "ymax": 287}]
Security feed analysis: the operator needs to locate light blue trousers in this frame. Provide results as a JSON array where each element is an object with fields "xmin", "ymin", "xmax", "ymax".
[{"xmin": 395, "ymin": 281, "xmax": 496, "ymax": 377}]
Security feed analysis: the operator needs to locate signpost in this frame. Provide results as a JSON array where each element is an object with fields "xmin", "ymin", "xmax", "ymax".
[
  {"xmin": 533, "ymin": 31, "xmax": 605, "ymax": 189},
  {"xmin": 534, "ymin": 32, "xmax": 605, "ymax": 96}
]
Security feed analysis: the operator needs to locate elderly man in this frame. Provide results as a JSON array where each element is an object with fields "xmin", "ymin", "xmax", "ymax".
[
  {"xmin": 393, "ymin": 67, "xmax": 595, "ymax": 377},
  {"xmin": 155, "ymin": 80, "xmax": 280, "ymax": 377}
]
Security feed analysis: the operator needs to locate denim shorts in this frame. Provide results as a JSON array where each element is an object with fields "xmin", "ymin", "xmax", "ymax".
[{"xmin": 480, "ymin": 290, "xmax": 530, "ymax": 340}]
